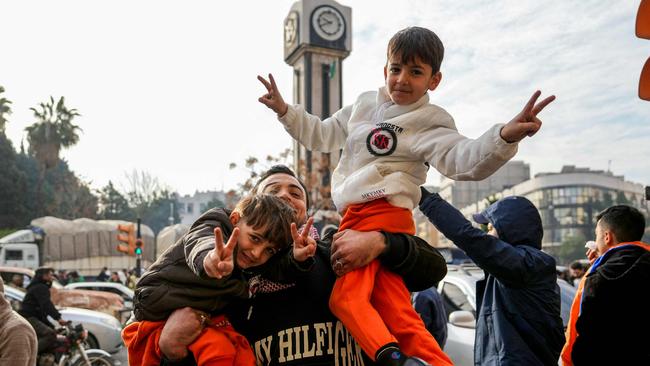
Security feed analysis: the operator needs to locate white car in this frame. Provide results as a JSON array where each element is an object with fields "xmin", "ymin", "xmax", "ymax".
[
  {"xmin": 65, "ymin": 282, "xmax": 134, "ymax": 309},
  {"xmin": 438, "ymin": 265, "xmax": 576, "ymax": 366},
  {"xmin": 4, "ymin": 285, "xmax": 124, "ymax": 354}
]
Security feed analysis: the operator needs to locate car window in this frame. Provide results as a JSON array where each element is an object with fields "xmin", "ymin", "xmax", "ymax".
[
  {"xmin": 4, "ymin": 293, "xmax": 23, "ymax": 312},
  {"xmin": 102, "ymin": 287, "xmax": 129, "ymax": 299},
  {"xmin": 441, "ymin": 281, "xmax": 475, "ymax": 317},
  {"xmin": 557, "ymin": 279, "xmax": 577, "ymax": 327}
]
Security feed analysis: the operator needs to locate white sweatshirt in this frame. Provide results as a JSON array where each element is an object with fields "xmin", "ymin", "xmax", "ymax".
[{"xmin": 279, "ymin": 87, "xmax": 518, "ymax": 212}]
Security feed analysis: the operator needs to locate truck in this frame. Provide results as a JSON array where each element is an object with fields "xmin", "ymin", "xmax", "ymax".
[{"xmin": 0, "ymin": 216, "xmax": 155, "ymax": 276}]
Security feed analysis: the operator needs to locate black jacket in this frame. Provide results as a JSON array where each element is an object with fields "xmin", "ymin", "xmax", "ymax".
[
  {"xmin": 19, "ymin": 277, "xmax": 61, "ymax": 326},
  {"xmin": 572, "ymin": 244, "xmax": 650, "ymax": 365}
]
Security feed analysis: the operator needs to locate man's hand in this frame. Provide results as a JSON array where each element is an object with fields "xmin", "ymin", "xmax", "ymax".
[
  {"xmin": 500, "ymin": 90, "xmax": 555, "ymax": 143},
  {"xmin": 586, "ymin": 247, "xmax": 599, "ymax": 265},
  {"xmin": 292, "ymin": 217, "xmax": 317, "ymax": 262},
  {"xmin": 203, "ymin": 227, "xmax": 238, "ymax": 279},
  {"xmin": 57, "ymin": 319, "xmax": 68, "ymax": 326},
  {"xmin": 331, "ymin": 230, "xmax": 386, "ymax": 276},
  {"xmin": 159, "ymin": 307, "xmax": 206, "ymax": 361},
  {"xmin": 258, "ymin": 73, "xmax": 289, "ymax": 117}
]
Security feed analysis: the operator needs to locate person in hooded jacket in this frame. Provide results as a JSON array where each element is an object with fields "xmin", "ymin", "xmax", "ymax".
[
  {"xmin": 19, "ymin": 267, "xmax": 68, "ymax": 354},
  {"xmin": 419, "ymin": 189, "xmax": 564, "ymax": 366}
]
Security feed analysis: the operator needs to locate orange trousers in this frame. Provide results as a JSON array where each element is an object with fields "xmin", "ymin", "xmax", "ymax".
[
  {"xmin": 329, "ymin": 199, "xmax": 452, "ymax": 365},
  {"xmin": 122, "ymin": 314, "xmax": 256, "ymax": 366}
]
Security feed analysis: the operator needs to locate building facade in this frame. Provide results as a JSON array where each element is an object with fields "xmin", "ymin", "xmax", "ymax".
[
  {"xmin": 439, "ymin": 161, "xmax": 530, "ymax": 209},
  {"xmin": 177, "ymin": 190, "xmax": 227, "ymax": 226},
  {"xmin": 457, "ymin": 165, "xmax": 649, "ymax": 250}
]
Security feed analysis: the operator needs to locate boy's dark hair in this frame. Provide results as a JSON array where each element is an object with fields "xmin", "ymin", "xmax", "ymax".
[
  {"xmin": 251, "ymin": 165, "xmax": 310, "ymax": 210},
  {"xmin": 387, "ymin": 26, "xmax": 444, "ymax": 74},
  {"xmin": 596, "ymin": 205, "xmax": 646, "ymax": 243},
  {"xmin": 234, "ymin": 194, "xmax": 296, "ymax": 250}
]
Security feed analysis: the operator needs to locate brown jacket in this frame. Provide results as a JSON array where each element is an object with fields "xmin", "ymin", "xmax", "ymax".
[{"xmin": 0, "ymin": 278, "xmax": 38, "ymax": 366}]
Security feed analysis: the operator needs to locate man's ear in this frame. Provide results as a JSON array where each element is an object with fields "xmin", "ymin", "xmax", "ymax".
[
  {"xmin": 428, "ymin": 71, "xmax": 442, "ymax": 91},
  {"xmin": 230, "ymin": 212, "xmax": 241, "ymax": 226},
  {"xmin": 384, "ymin": 65, "xmax": 388, "ymax": 80},
  {"xmin": 603, "ymin": 229, "xmax": 617, "ymax": 247}
]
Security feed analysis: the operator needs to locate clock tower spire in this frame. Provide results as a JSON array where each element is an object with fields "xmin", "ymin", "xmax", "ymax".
[{"xmin": 283, "ymin": 0, "xmax": 352, "ymax": 227}]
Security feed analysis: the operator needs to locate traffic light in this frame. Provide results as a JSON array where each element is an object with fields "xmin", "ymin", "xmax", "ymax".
[
  {"xmin": 637, "ymin": 0, "xmax": 649, "ymax": 100},
  {"xmin": 117, "ymin": 223, "xmax": 136, "ymax": 255},
  {"xmin": 134, "ymin": 238, "xmax": 143, "ymax": 256},
  {"xmin": 134, "ymin": 218, "xmax": 144, "ymax": 257}
]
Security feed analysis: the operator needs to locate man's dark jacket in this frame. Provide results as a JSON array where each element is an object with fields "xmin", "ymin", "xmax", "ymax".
[
  {"xmin": 572, "ymin": 244, "xmax": 650, "ymax": 365},
  {"xmin": 161, "ymin": 207, "xmax": 448, "ymax": 366},
  {"xmin": 420, "ymin": 192, "xmax": 564, "ymax": 366},
  {"xmin": 19, "ymin": 277, "xmax": 61, "ymax": 326}
]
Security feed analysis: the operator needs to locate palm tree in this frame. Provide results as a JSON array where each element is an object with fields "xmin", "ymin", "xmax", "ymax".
[
  {"xmin": 0, "ymin": 86, "xmax": 12, "ymax": 132},
  {"xmin": 25, "ymin": 96, "xmax": 81, "ymax": 216},
  {"xmin": 25, "ymin": 96, "xmax": 81, "ymax": 169}
]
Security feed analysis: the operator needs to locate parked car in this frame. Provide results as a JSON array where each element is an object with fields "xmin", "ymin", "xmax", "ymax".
[
  {"xmin": 65, "ymin": 281, "xmax": 134, "ymax": 309},
  {"xmin": 438, "ymin": 265, "xmax": 576, "ymax": 366},
  {"xmin": 4, "ymin": 285, "xmax": 124, "ymax": 354},
  {"xmin": 0, "ymin": 266, "xmax": 125, "ymax": 320}
]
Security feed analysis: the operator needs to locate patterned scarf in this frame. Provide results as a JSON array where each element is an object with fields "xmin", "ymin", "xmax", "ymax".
[{"xmin": 248, "ymin": 223, "xmax": 320, "ymax": 295}]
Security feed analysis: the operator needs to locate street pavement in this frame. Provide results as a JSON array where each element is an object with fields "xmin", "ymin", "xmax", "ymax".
[{"xmin": 114, "ymin": 347, "xmax": 128, "ymax": 365}]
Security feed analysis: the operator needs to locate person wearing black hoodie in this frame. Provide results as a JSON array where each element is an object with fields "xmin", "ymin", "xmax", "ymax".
[
  {"xmin": 19, "ymin": 267, "xmax": 67, "ymax": 354},
  {"xmin": 419, "ymin": 189, "xmax": 564, "ymax": 366}
]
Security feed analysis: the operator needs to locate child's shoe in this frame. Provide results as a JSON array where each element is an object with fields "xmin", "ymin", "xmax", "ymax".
[{"xmin": 375, "ymin": 343, "xmax": 431, "ymax": 366}]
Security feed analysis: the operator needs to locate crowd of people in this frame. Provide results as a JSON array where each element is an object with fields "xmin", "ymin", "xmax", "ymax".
[{"xmin": 1, "ymin": 24, "xmax": 649, "ymax": 366}]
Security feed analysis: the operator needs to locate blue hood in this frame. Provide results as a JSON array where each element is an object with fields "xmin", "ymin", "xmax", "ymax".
[{"xmin": 478, "ymin": 196, "xmax": 543, "ymax": 249}]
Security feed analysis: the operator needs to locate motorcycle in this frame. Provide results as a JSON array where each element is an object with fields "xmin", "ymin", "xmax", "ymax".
[{"xmin": 38, "ymin": 321, "xmax": 116, "ymax": 366}]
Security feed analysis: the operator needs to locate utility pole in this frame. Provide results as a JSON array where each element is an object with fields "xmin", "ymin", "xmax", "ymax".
[{"xmin": 135, "ymin": 218, "xmax": 143, "ymax": 276}]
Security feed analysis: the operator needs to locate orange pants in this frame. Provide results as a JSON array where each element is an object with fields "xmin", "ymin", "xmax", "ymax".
[
  {"xmin": 122, "ymin": 314, "xmax": 255, "ymax": 366},
  {"xmin": 329, "ymin": 199, "xmax": 452, "ymax": 365}
]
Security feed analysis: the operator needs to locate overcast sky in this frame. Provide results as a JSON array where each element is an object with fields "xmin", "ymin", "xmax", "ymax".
[{"xmin": 2, "ymin": 0, "xmax": 648, "ymax": 196}]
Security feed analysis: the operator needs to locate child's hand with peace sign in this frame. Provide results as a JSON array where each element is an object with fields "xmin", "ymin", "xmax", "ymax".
[
  {"xmin": 203, "ymin": 227, "xmax": 239, "ymax": 279},
  {"xmin": 500, "ymin": 90, "xmax": 555, "ymax": 143}
]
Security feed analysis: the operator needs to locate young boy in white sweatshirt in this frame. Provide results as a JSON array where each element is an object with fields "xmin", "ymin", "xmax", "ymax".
[{"xmin": 258, "ymin": 26, "xmax": 554, "ymax": 366}]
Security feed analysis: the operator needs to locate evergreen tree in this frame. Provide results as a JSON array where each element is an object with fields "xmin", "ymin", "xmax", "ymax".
[
  {"xmin": 97, "ymin": 181, "xmax": 135, "ymax": 220},
  {"xmin": 0, "ymin": 134, "xmax": 28, "ymax": 227}
]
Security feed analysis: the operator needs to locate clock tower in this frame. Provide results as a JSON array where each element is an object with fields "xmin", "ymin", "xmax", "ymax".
[{"xmin": 283, "ymin": 0, "xmax": 352, "ymax": 225}]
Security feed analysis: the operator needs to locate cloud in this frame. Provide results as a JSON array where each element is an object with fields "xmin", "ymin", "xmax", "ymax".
[{"xmin": 1, "ymin": 0, "xmax": 647, "ymax": 195}]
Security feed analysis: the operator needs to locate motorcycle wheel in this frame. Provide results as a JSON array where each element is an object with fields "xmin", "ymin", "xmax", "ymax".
[{"xmin": 71, "ymin": 355, "xmax": 115, "ymax": 366}]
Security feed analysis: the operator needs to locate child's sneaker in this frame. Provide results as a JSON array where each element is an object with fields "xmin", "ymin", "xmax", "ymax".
[{"xmin": 375, "ymin": 343, "xmax": 431, "ymax": 366}]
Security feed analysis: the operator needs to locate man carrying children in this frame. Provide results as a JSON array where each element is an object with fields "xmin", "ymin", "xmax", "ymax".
[{"xmin": 259, "ymin": 25, "xmax": 554, "ymax": 366}]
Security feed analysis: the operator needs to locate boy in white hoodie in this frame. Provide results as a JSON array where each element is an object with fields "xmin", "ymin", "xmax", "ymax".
[{"xmin": 258, "ymin": 26, "xmax": 554, "ymax": 366}]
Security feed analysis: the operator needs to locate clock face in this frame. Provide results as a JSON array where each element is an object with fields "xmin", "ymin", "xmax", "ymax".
[
  {"xmin": 311, "ymin": 6, "xmax": 345, "ymax": 41},
  {"xmin": 284, "ymin": 11, "xmax": 298, "ymax": 47}
]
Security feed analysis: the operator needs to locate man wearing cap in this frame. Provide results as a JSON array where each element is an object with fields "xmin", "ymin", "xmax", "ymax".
[
  {"xmin": 19, "ymin": 267, "xmax": 68, "ymax": 355},
  {"xmin": 419, "ymin": 189, "xmax": 564, "ymax": 366}
]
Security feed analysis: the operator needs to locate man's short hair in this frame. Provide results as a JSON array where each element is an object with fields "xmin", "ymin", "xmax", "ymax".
[
  {"xmin": 34, "ymin": 266, "xmax": 54, "ymax": 279},
  {"xmin": 251, "ymin": 165, "xmax": 310, "ymax": 210},
  {"xmin": 233, "ymin": 194, "xmax": 296, "ymax": 250},
  {"xmin": 596, "ymin": 205, "xmax": 646, "ymax": 243},
  {"xmin": 387, "ymin": 26, "xmax": 444, "ymax": 74},
  {"xmin": 569, "ymin": 261, "xmax": 584, "ymax": 271}
]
